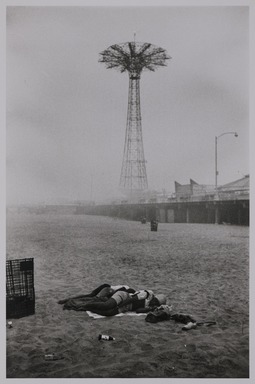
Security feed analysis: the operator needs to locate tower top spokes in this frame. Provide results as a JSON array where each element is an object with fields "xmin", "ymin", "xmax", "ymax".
[{"xmin": 99, "ymin": 41, "xmax": 171, "ymax": 79}]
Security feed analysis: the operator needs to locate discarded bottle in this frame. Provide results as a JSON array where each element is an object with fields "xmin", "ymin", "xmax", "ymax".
[
  {"xmin": 98, "ymin": 334, "xmax": 115, "ymax": 341},
  {"xmin": 44, "ymin": 353, "xmax": 64, "ymax": 361}
]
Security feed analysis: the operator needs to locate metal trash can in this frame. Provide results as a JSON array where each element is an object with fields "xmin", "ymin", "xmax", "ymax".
[
  {"xmin": 6, "ymin": 258, "xmax": 35, "ymax": 319},
  {"xmin": 150, "ymin": 220, "xmax": 158, "ymax": 232}
]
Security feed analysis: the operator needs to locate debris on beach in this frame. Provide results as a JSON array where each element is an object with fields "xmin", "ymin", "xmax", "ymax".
[
  {"xmin": 44, "ymin": 353, "xmax": 64, "ymax": 361},
  {"xmin": 197, "ymin": 321, "xmax": 216, "ymax": 327},
  {"xmin": 182, "ymin": 320, "xmax": 217, "ymax": 330},
  {"xmin": 98, "ymin": 334, "xmax": 115, "ymax": 341},
  {"xmin": 145, "ymin": 305, "xmax": 172, "ymax": 323},
  {"xmin": 182, "ymin": 322, "xmax": 197, "ymax": 331},
  {"xmin": 145, "ymin": 308, "xmax": 217, "ymax": 331}
]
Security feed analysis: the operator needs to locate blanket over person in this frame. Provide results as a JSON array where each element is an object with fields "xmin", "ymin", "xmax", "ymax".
[
  {"xmin": 58, "ymin": 284, "xmax": 131, "ymax": 311},
  {"xmin": 60, "ymin": 296, "xmax": 108, "ymax": 311}
]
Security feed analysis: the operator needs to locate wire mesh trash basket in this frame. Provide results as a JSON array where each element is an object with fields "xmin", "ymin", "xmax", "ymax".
[
  {"xmin": 150, "ymin": 220, "xmax": 158, "ymax": 232},
  {"xmin": 6, "ymin": 258, "xmax": 35, "ymax": 319}
]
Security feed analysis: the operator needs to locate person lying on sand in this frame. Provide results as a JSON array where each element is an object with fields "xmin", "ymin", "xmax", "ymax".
[
  {"xmin": 58, "ymin": 283, "xmax": 136, "ymax": 306},
  {"xmin": 59, "ymin": 289, "xmax": 167, "ymax": 317}
]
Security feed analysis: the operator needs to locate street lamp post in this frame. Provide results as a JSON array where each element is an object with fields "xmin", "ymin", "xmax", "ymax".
[
  {"xmin": 90, "ymin": 173, "xmax": 94, "ymax": 203},
  {"xmin": 215, "ymin": 131, "xmax": 238, "ymax": 190}
]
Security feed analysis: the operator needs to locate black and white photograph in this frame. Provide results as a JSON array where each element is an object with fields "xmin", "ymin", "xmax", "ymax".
[{"xmin": 2, "ymin": 0, "xmax": 253, "ymax": 380}]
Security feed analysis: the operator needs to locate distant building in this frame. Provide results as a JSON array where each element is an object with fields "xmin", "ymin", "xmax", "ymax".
[
  {"xmin": 218, "ymin": 175, "xmax": 249, "ymax": 200},
  {"xmin": 175, "ymin": 179, "xmax": 215, "ymax": 201},
  {"xmin": 174, "ymin": 175, "xmax": 249, "ymax": 202}
]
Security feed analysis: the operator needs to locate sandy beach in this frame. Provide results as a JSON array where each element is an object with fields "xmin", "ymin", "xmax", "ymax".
[{"xmin": 6, "ymin": 212, "xmax": 249, "ymax": 378}]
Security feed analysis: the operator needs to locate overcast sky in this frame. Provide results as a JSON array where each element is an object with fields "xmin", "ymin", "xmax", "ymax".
[{"xmin": 6, "ymin": 5, "xmax": 249, "ymax": 204}]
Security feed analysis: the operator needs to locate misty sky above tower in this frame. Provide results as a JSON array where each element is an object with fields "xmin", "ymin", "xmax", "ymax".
[{"xmin": 6, "ymin": 5, "xmax": 249, "ymax": 204}]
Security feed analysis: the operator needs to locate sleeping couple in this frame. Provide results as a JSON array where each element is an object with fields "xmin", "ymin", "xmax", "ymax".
[{"xmin": 58, "ymin": 283, "xmax": 167, "ymax": 317}]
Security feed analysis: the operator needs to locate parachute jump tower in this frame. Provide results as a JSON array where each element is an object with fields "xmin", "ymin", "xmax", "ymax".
[{"xmin": 99, "ymin": 40, "xmax": 170, "ymax": 196}]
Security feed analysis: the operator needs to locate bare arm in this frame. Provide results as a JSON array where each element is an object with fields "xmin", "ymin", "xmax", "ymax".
[
  {"xmin": 118, "ymin": 294, "xmax": 139, "ymax": 307},
  {"xmin": 136, "ymin": 306, "xmax": 158, "ymax": 313},
  {"xmin": 135, "ymin": 308, "xmax": 151, "ymax": 313}
]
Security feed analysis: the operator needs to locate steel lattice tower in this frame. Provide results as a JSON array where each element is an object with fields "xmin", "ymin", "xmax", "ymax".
[{"xmin": 99, "ymin": 41, "xmax": 170, "ymax": 194}]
